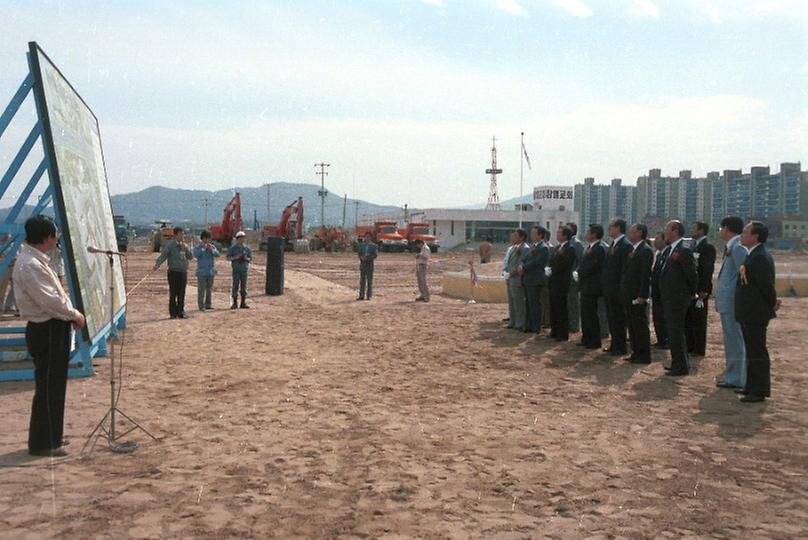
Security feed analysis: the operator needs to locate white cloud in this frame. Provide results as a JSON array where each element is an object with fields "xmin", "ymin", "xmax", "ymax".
[
  {"xmin": 627, "ymin": 0, "xmax": 660, "ymax": 19},
  {"xmin": 687, "ymin": 0, "xmax": 808, "ymax": 23},
  {"xmin": 492, "ymin": 0, "xmax": 528, "ymax": 17},
  {"xmin": 545, "ymin": 0, "xmax": 594, "ymax": 17}
]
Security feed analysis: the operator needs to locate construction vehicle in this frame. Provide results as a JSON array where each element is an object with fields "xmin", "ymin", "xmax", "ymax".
[
  {"xmin": 312, "ymin": 226, "xmax": 350, "ymax": 252},
  {"xmin": 209, "ymin": 193, "xmax": 243, "ymax": 247},
  {"xmin": 113, "ymin": 215, "xmax": 129, "ymax": 252},
  {"xmin": 151, "ymin": 219, "xmax": 174, "ymax": 252},
  {"xmin": 400, "ymin": 222, "xmax": 439, "ymax": 253},
  {"xmin": 356, "ymin": 220, "xmax": 408, "ymax": 252},
  {"xmin": 260, "ymin": 196, "xmax": 304, "ymax": 251}
]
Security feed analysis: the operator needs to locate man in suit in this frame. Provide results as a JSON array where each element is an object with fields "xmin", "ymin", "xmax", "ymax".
[
  {"xmin": 686, "ymin": 221, "xmax": 717, "ymax": 357},
  {"xmin": 505, "ymin": 229, "xmax": 529, "ymax": 331},
  {"xmin": 602, "ymin": 219, "xmax": 632, "ymax": 356},
  {"xmin": 620, "ymin": 224, "xmax": 654, "ymax": 364},
  {"xmin": 519, "ymin": 226, "xmax": 549, "ymax": 333},
  {"xmin": 548, "ymin": 226, "xmax": 576, "ymax": 341},
  {"xmin": 660, "ymin": 220, "xmax": 699, "ymax": 376},
  {"xmin": 566, "ymin": 222, "xmax": 584, "ymax": 334},
  {"xmin": 541, "ymin": 228, "xmax": 554, "ymax": 330},
  {"xmin": 577, "ymin": 224, "xmax": 607, "ymax": 349},
  {"xmin": 735, "ymin": 221, "xmax": 780, "ymax": 402},
  {"xmin": 651, "ymin": 235, "xmax": 670, "ymax": 349},
  {"xmin": 715, "ymin": 216, "xmax": 748, "ymax": 389}
]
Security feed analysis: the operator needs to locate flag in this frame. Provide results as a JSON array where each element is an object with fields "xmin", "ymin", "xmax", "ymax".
[
  {"xmin": 468, "ymin": 260, "xmax": 478, "ymax": 287},
  {"xmin": 522, "ymin": 140, "xmax": 532, "ymax": 170}
]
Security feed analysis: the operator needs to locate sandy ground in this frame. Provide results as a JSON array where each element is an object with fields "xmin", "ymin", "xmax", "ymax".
[{"xmin": 1, "ymin": 245, "xmax": 807, "ymax": 539}]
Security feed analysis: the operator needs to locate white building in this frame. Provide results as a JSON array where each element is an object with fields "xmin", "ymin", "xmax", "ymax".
[{"xmin": 370, "ymin": 206, "xmax": 578, "ymax": 251}]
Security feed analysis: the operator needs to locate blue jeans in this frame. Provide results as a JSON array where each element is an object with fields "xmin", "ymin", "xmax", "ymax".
[
  {"xmin": 720, "ymin": 311, "xmax": 746, "ymax": 387},
  {"xmin": 197, "ymin": 275, "xmax": 214, "ymax": 310},
  {"xmin": 232, "ymin": 269, "xmax": 248, "ymax": 300}
]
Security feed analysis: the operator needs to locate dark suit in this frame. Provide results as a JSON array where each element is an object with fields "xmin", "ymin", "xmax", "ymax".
[
  {"xmin": 620, "ymin": 242, "xmax": 653, "ymax": 363},
  {"xmin": 651, "ymin": 246, "xmax": 670, "ymax": 346},
  {"xmin": 521, "ymin": 242, "xmax": 550, "ymax": 333},
  {"xmin": 602, "ymin": 235, "xmax": 632, "ymax": 354},
  {"xmin": 734, "ymin": 244, "xmax": 776, "ymax": 398},
  {"xmin": 577, "ymin": 241, "xmax": 606, "ymax": 348},
  {"xmin": 549, "ymin": 241, "xmax": 576, "ymax": 341},
  {"xmin": 686, "ymin": 237, "xmax": 717, "ymax": 356},
  {"xmin": 659, "ymin": 239, "xmax": 698, "ymax": 374},
  {"xmin": 541, "ymin": 244, "xmax": 556, "ymax": 328}
]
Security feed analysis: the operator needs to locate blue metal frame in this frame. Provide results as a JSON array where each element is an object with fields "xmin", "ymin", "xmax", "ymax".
[{"xmin": 0, "ymin": 47, "xmax": 125, "ymax": 382}]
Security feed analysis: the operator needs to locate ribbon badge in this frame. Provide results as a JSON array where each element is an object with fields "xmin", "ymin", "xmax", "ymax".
[{"xmin": 739, "ymin": 264, "xmax": 748, "ymax": 285}]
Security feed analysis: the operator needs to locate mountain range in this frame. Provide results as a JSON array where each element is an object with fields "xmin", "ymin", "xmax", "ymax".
[{"xmin": 0, "ymin": 182, "xmax": 534, "ymax": 228}]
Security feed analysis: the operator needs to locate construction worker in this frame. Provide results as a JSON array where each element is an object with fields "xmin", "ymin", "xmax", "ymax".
[
  {"xmin": 227, "ymin": 231, "xmax": 252, "ymax": 309},
  {"xmin": 414, "ymin": 238, "xmax": 431, "ymax": 302},
  {"xmin": 153, "ymin": 226, "xmax": 193, "ymax": 319},
  {"xmin": 357, "ymin": 231, "xmax": 377, "ymax": 300},
  {"xmin": 193, "ymin": 230, "xmax": 220, "ymax": 310}
]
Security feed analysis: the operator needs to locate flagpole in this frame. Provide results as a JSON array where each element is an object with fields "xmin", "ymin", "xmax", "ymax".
[{"xmin": 519, "ymin": 131, "xmax": 524, "ymax": 228}]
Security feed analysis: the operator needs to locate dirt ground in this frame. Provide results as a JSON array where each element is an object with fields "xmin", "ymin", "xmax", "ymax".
[{"xmin": 1, "ymin": 244, "xmax": 806, "ymax": 539}]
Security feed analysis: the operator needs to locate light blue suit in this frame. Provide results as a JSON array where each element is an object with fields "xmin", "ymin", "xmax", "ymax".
[{"xmin": 714, "ymin": 235, "xmax": 747, "ymax": 386}]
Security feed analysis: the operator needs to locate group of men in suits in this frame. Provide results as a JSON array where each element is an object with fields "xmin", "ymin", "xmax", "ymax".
[{"xmin": 501, "ymin": 216, "xmax": 780, "ymax": 403}]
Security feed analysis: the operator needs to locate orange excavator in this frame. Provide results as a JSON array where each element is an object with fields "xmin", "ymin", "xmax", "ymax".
[
  {"xmin": 260, "ymin": 196, "xmax": 304, "ymax": 251},
  {"xmin": 314, "ymin": 226, "xmax": 350, "ymax": 252},
  {"xmin": 210, "ymin": 193, "xmax": 243, "ymax": 246}
]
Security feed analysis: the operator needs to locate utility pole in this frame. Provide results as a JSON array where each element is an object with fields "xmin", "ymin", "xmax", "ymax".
[
  {"xmin": 342, "ymin": 194, "xmax": 347, "ymax": 229},
  {"xmin": 266, "ymin": 182, "xmax": 271, "ymax": 223},
  {"xmin": 519, "ymin": 131, "xmax": 524, "ymax": 228},
  {"xmin": 314, "ymin": 162, "xmax": 330, "ymax": 227},
  {"xmin": 253, "ymin": 209, "xmax": 258, "ymax": 230},
  {"xmin": 354, "ymin": 200, "xmax": 360, "ymax": 227},
  {"xmin": 202, "ymin": 197, "xmax": 211, "ymax": 227}
]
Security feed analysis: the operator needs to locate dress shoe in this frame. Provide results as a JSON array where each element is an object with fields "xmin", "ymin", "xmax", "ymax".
[
  {"xmin": 177, "ymin": 313, "xmax": 189, "ymax": 319},
  {"xmin": 631, "ymin": 358, "xmax": 651, "ymax": 365},
  {"xmin": 240, "ymin": 303, "xmax": 250, "ymax": 309},
  {"xmin": 663, "ymin": 365, "xmax": 672, "ymax": 371},
  {"xmin": 585, "ymin": 344, "xmax": 601, "ymax": 350},
  {"xmin": 502, "ymin": 317, "xmax": 510, "ymax": 322},
  {"xmin": 735, "ymin": 388, "xmax": 749, "ymax": 395},
  {"xmin": 622, "ymin": 356, "xmax": 635, "ymax": 363},
  {"xmin": 665, "ymin": 370, "xmax": 689, "ymax": 377},
  {"xmin": 555, "ymin": 337, "xmax": 568, "ymax": 342},
  {"xmin": 716, "ymin": 381, "xmax": 738, "ymax": 389},
  {"xmin": 653, "ymin": 342, "xmax": 669, "ymax": 349},
  {"xmin": 230, "ymin": 302, "xmax": 237, "ymax": 310},
  {"xmin": 357, "ymin": 297, "xmax": 365, "ymax": 301},
  {"xmin": 505, "ymin": 325, "xmax": 514, "ymax": 329},
  {"xmin": 739, "ymin": 394, "xmax": 765, "ymax": 403},
  {"xmin": 29, "ymin": 447, "xmax": 67, "ymax": 457}
]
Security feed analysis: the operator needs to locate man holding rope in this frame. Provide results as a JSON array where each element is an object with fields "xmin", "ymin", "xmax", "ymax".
[{"xmin": 13, "ymin": 216, "xmax": 86, "ymax": 457}]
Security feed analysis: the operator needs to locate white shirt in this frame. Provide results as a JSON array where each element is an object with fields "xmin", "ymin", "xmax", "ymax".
[
  {"xmin": 12, "ymin": 243, "xmax": 80, "ymax": 323},
  {"xmin": 632, "ymin": 240, "xmax": 644, "ymax": 251},
  {"xmin": 743, "ymin": 242, "xmax": 760, "ymax": 254},
  {"xmin": 613, "ymin": 234, "xmax": 626, "ymax": 245},
  {"xmin": 417, "ymin": 244, "xmax": 431, "ymax": 265},
  {"xmin": 669, "ymin": 237, "xmax": 684, "ymax": 252}
]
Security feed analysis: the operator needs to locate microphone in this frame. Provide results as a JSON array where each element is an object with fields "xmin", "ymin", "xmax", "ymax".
[{"xmin": 87, "ymin": 246, "xmax": 126, "ymax": 256}]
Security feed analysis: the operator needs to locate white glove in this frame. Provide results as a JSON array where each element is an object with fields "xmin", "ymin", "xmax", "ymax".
[
  {"xmin": 545, "ymin": 267, "xmax": 552, "ymax": 278},
  {"xmin": 572, "ymin": 270, "xmax": 579, "ymax": 282},
  {"xmin": 696, "ymin": 298, "xmax": 704, "ymax": 309},
  {"xmin": 502, "ymin": 271, "xmax": 510, "ymax": 279}
]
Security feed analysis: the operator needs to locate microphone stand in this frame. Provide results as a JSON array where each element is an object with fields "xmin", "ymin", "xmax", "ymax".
[{"xmin": 82, "ymin": 250, "xmax": 157, "ymax": 455}]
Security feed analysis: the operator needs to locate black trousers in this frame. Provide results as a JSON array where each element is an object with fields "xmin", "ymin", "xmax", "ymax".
[
  {"xmin": 167, "ymin": 270, "xmax": 187, "ymax": 317},
  {"xmin": 652, "ymin": 296, "xmax": 668, "ymax": 345},
  {"xmin": 580, "ymin": 294, "xmax": 601, "ymax": 347},
  {"xmin": 525, "ymin": 283, "xmax": 543, "ymax": 333},
  {"xmin": 549, "ymin": 288, "xmax": 569, "ymax": 340},
  {"xmin": 25, "ymin": 319, "xmax": 71, "ymax": 452},
  {"xmin": 663, "ymin": 296, "xmax": 690, "ymax": 373},
  {"xmin": 626, "ymin": 303, "xmax": 651, "ymax": 362},
  {"xmin": 685, "ymin": 298, "xmax": 709, "ymax": 355},
  {"xmin": 741, "ymin": 324, "xmax": 771, "ymax": 397},
  {"xmin": 605, "ymin": 294, "xmax": 627, "ymax": 353},
  {"xmin": 359, "ymin": 263, "xmax": 374, "ymax": 299}
]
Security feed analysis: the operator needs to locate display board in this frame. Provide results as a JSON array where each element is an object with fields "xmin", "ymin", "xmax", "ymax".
[{"xmin": 28, "ymin": 43, "xmax": 126, "ymax": 341}]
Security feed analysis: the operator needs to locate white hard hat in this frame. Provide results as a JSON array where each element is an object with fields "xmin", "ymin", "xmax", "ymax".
[{"xmin": 235, "ymin": 231, "xmax": 246, "ymax": 238}]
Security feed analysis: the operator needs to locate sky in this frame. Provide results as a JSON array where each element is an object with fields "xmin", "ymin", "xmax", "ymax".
[{"xmin": 0, "ymin": 0, "xmax": 806, "ymax": 208}]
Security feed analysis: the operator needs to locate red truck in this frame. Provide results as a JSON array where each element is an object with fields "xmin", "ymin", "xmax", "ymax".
[
  {"xmin": 399, "ymin": 222, "xmax": 439, "ymax": 253},
  {"xmin": 356, "ymin": 220, "xmax": 408, "ymax": 252}
]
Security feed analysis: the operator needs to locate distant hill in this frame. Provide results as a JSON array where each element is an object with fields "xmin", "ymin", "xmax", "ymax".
[{"xmin": 109, "ymin": 182, "xmax": 401, "ymax": 228}]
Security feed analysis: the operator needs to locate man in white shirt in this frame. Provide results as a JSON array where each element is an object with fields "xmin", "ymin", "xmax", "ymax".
[
  {"xmin": 414, "ymin": 239, "xmax": 431, "ymax": 302},
  {"xmin": 13, "ymin": 216, "xmax": 86, "ymax": 457}
]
